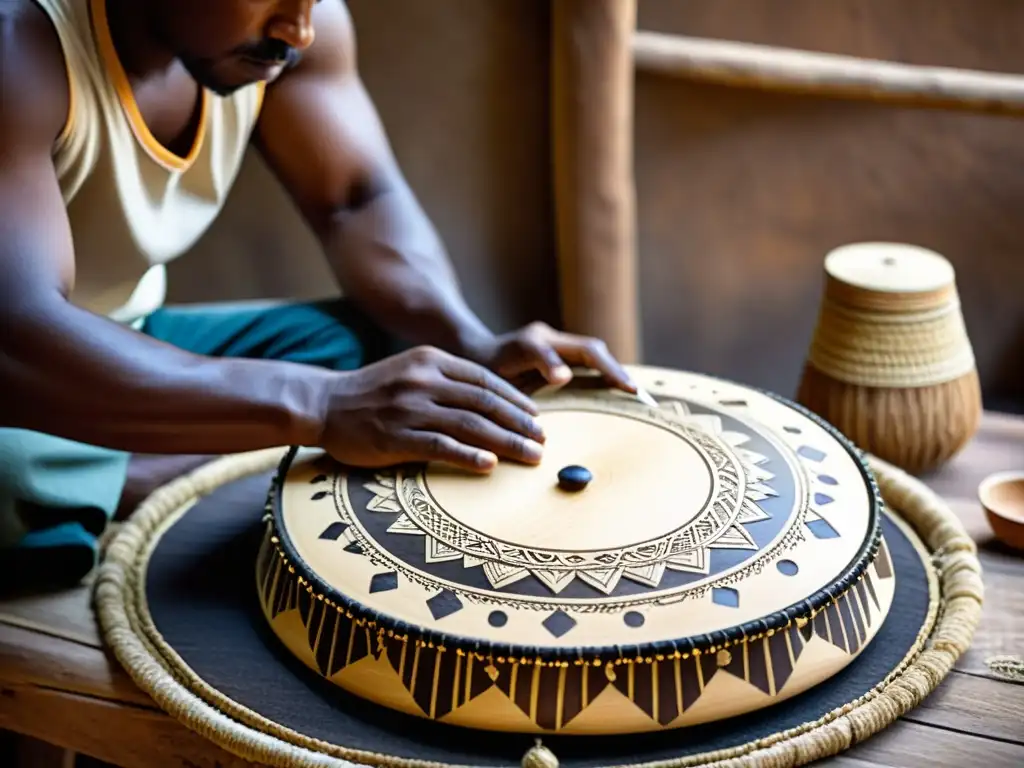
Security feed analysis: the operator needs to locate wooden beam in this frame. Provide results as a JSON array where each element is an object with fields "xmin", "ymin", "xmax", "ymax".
[
  {"xmin": 0, "ymin": 686, "xmax": 251, "ymax": 768},
  {"xmin": 552, "ymin": 0, "xmax": 641, "ymax": 362},
  {"xmin": 633, "ymin": 31, "xmax": 1024, "ymax": 117}
]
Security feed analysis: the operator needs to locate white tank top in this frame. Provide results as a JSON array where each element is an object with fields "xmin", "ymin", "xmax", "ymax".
[{"xmin": 35, "ymin": 0, "xmax": 265, "ymax": 324}]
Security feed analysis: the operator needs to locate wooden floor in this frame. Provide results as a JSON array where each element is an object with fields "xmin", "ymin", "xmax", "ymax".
[{"xmin": 1, "ymin": 414, "xmax": 1023, "ymax": 767}]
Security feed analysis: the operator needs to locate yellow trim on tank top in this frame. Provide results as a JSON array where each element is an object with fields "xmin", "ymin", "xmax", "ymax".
[
  {"xmin": 255, "ymin": 80, "xmax": 267, "ymax": 115},
  {"xmin": 89, "ymin": 0, "xmax": 209, "ymax": 173}
]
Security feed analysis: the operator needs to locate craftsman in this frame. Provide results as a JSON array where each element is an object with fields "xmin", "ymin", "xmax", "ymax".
[{"xmin": 0, "ymin": 0, "xmax": 636, "ymax": 588}]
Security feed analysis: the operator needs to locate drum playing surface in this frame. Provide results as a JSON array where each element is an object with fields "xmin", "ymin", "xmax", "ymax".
[{"xmin": 262, "ymin": 368, "xmax": 892, "ymax": 734}]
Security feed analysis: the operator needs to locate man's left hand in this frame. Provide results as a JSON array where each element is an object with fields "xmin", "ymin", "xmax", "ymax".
[{"xmin": 470, "ymin": 322, "xmax": 636, "ymax": 395}]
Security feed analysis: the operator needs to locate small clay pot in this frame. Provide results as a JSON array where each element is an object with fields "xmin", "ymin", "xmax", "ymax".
[{"xmin": 978, "ymin": 470, "xmax": 1024, "ymax": 552}]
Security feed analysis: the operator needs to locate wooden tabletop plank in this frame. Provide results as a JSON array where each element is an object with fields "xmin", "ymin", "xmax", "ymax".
[
  {"xmin": 900, "ymin": 669, "xmax": 1024, "ymax": 745},
  {"xmin": 823, "ymin": 720, "xmax": 1024, "ymax": 767},
  {"xmin": 0, "ymin": 584, "xmax": 101, "ymax": 649},
  {"xmin": 955, "ymin": 567, "xmax": 1024, "ymax": 680},
  {"xmin": 0, "ymin": 624, "xmax": 154, "ymax": 708},
  {"xmin": 0, "ymin": 684, "xmax": 254, "ymax": 768}
]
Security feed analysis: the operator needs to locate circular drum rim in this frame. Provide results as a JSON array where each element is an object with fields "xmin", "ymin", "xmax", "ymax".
[{"xmin": 265, "ymin": 378, "xmax": 885, "ymax": 666}]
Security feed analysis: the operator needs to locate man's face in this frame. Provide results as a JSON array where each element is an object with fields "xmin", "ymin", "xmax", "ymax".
[{"xmin": 153, "ymin": 0, "xmax": 319, "ymax": 96}]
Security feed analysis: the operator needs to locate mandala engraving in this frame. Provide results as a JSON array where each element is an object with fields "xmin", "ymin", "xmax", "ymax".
[{"xmin": 361, "ymin": 399, "xmax": 782, "ymax": 596}]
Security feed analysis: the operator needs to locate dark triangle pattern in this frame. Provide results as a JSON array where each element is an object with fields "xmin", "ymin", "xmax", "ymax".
[
  {"xmin": 824, "ymin": 603, "xmax": 848, "ymax": 652},
  {"xmin": 875, "ymin": 539, "xmax": 894, "ymax": 579},
  {"xmin": 256, "ymin": 535, "xmax": 274, "ymax": 589},
  {"xmin": 799, "ymin": 615, "xmax": 815, "ymax": 644},
  {"xmin": 259, "ymin": 555, "xmax": 276, "ymax": 606},
  {"xmin": 655, "ymin": 660, "xmax": 680, "ymax": 725},
  {"xmin": 770, "ymin": 628, "xmax": 797, "ymax": 693},
  {"xmin": 273, "ymin": 570, "xmax": 297, "ymax": 619},
  {"xmin": 848, "ymin": 591, "xmax": 868, "ymax": 647},
  {"xmin": 535, "ymin": 666, "xmax": 562, "ymax": 730},
  {"xmin": 747, "ymin": 639, "xmax": 771, "ymax": 695},
  {"xmin": 813, "ymin": 608, "xmax": 830, "ymax": 644},
  {"xmin": 721, "ymin": 648, "xmax": 746, "ymax": 681},
  {"xmin": 561, "ymin": 667, "xmax": 586, "ymax": 727},
  {"xmin": 854, "ymin": 579, "xmax": 872, "ymax": 622},
  {"xmin": 384, "ymin": 634, "xmax": 406, "ymax": 676},
  {"xmin": 297, "ymin": 586, "xmax": 312, "ymax": 626},
  {"xmin": 349, "ymin": 624, "xmax": 371, "ymax": 668},
  {"xmin": 314, "ymin": 608, "xmax": 340, "ymax": 677},
  {"xmin": 836, "ymin": 594, "xmax": 860, "ymax": 654},
  {"xmin": 513, "ymin": 665, "xmax": 534, "ymax": 718},
  {"xmin": 699, "ymin": 652, "xmax": 720, "ymax": 689},
  {"xmin": 680, "ymin": 655, "xmax": 702, "ymax": 711},
  {"xmin": 409, "ymin": 645, "xmax": 440, "ymax": 717},
  {"xmin": 259, "ymin": 530, "xmax": 891, "ymax": 731},
  {"xmin": 400, "ymin": 640, "xmax": 417, "ymax": 692},
  {"xmin": 464, "ymin": 656, "xmax": 494, "ymax": 704},
  {"xmin": 585, "ymin": 663, "xmax": 611, "ymax": 708},
  {"xmin": 306, "ymin": 600, "xmax": 326, "ymax": 671},
  {"xmin": 612, "ymin": 664, "xmax": 631, "ymax": 701},
  {"xmin": 631, "ymin": 664, "xmax": 656, "ymax": 720},
  {"xmin": 432, "ymin": 648, "xmax": 460, "ymax": 720},
  {"xmin": 492, "ymin": 659, "xmax": 517, "ymax": 702},
  {"xmin": 865, "ymin": 572, "xmax": 881, "ymax": 610}
]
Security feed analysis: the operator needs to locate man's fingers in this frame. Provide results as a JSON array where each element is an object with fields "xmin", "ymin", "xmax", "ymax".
[
  {"xmin": 493, "ymin": 338, "xmax": 573, "ymax": 386},
  {"xmin": 439, "ymin": 356, "xmax": 540, "ymax": 415},
  {"xmin": 505, "ymin": 370, "xmax": 550, "ymax": 395},
  {"xmin": 398, "ymin": 431, "xmax": 498, "ymax": 473},
  {"xmin": 433, "ymin": 381, "xmax": 545, "ymax": 443},
  {"xmin": 523, "ymin": 339, "xmax": 572, "ymax": 385},
  {"xmin": 423, "ymin": 407, "xmax": 544, "ymax": 465},
  {"xmin": 554, "ymin": 336, "xmax": 635, "ymax": 392}
]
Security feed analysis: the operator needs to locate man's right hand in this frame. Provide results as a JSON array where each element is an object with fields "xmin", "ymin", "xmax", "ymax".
[{"xmin": 319, "ymin": 346, "xmax": 546, "ymax": 472}]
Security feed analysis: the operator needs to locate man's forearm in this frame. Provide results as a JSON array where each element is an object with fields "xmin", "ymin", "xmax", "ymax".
[
  {"xmin": 1, "ymin": 296, "xmax": 333, "ymax": 454},
  {"xmin": 323, "ymin": 179, "xmax": 497, "ymax": 361}
]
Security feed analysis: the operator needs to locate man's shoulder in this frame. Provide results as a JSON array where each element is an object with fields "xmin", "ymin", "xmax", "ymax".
[
  {"xmin": 0, "ymin": 0, "xmax": 66, "ymax": 62},
  {"xmin": 289, "ymin": 0, "xmax": 358, "ymax": 79},
  {"xmin": 0, "ymin": 0, "xmax": 71, "ymax": 147}
]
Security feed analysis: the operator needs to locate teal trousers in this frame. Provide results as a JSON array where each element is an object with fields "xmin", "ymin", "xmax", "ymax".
[{"xmin": 0, "ymin": 298, "xmax": 389, "ymax": 592}]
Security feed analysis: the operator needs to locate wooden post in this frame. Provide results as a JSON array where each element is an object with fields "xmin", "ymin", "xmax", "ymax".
[{"xmin": 551, "ymin": 0, "xmax": 640, "ymax": 363}]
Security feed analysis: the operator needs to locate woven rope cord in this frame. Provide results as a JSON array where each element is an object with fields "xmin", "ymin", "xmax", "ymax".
[
  {"xmin": 806, "ymin": 297, "xmax": 976, "ymax": 388},
  {"xmin": 95, "ymin": 449, "xmax": 983, "ymax": 768},
  {"xmin": 985, "ymin": 655, "xmax": 1024, "ymax": 682}
]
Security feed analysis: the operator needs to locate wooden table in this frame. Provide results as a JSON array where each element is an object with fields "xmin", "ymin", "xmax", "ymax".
[{"xmin": 2, "ymin": 414, "xmax": 1023, "ymax": 767}]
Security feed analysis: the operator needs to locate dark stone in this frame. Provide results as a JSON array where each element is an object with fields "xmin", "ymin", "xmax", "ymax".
[{"xmin": 557, "ymin": 464, "xmax": 592, "ymax": 492}]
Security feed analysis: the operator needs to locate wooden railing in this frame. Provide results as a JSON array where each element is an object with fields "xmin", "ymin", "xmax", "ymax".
[
  {"xmin": 549, "ymin": 1, "xmax": 1024, "ymax": 363},
  {"xmin": 633, "ymin": 31, "xmax": 1024, "ymax": 117}
]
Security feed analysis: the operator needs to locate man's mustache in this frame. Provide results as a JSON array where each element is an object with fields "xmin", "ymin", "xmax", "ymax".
[{"xmin": 234, "ymin": 38, "xmax": 301, "ymax": 67}]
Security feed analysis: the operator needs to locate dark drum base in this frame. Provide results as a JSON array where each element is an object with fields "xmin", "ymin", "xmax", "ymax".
[{"xmin": 145, "ymin": 472, "xmax": 933, "ymax": 767}]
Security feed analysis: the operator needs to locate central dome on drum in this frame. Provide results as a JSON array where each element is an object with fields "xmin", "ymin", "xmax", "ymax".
[{"xmin": 257, "ymin": 368, "xmax": 895, "ymax": 736}]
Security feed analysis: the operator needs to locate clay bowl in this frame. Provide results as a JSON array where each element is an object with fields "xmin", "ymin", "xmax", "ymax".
[{"xmin": 978, "ymin": 470, "xmax": 1024, "ymax": 552}]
